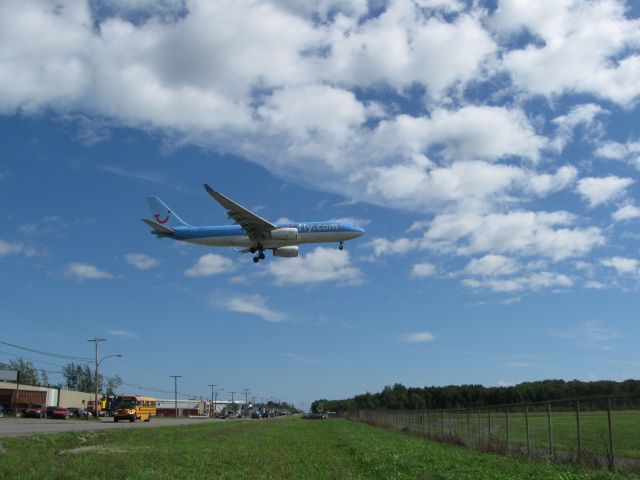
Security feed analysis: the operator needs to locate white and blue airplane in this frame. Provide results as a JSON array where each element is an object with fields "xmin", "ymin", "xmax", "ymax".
[{"xmin": 142, "ymin": 184, "xmax": 365, "ymax": 263}]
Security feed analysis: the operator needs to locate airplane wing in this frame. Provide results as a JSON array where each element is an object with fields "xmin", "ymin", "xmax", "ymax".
[{"xmin": 204, "ymin": 184, "xmax": 276, "ymax": 241}]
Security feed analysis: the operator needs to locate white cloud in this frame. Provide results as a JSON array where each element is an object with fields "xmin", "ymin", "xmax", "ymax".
[
  {"xmin": 525, "ymin": 166, "xmax": 578, "ymax": 197},
  {"xmin": 576, "ymin": 176, "xmax": 634, "ymax": 207},
  {"xmin": 493, "ymin": 0, "xmax": 640, "ymax": 107},
  {"xmin": 425, "ymin": 210, "xmax": 604, "ymax": 261},
  {"xmin": 184, "ymin": 253, "xmax": 235, "ymax": 277},
  {"xmin": 267, "ymin": 247, "xmax": 362, "ymax": 285},
  {"xmin": 595, "ymin": 140, "xmax": 640, "ymax": 167},
  {"xmin": 369, "ymin": 237, "xmax": 419, "ymax": 257},
  {"xmin": 221, "ymin": 294, "xmax": 286, "ymax": 322},
  {"xmin": 125, "ymin": 253, "xmax": 160, "ymax": 270},
  {"xmin": 612, "ymin": 204, "xmax": 640, "ymax": 222},
  {"xmin": 403, "ymin": 332, "xmax": 436, "ymax": 343},
  {"xmin": 109, "ymin": 329, "xmax": 138, "ymax": 339},
  {"xmin": 65, "ymin": 262, "xmax": 114, "ymax": 280},
  {"xmin": 552, "ymin": 320, "xmax": 621, "ymax": 350},
  {"xmin": 601, "ymin": 256, "xmax": 639, "ymax": 275},
  {"xmin": 464, "ymin": 254, "xmax": 519, "ymax": 276},
  {"xmin": 551, "ymin": 104, "xmax": 606, "ymax": 152},
  {"xmin": 0, "ymin": 239, "xmax": 27, "ymax": 257},
  {"xmin": 411, "ymin": 263, "xmax": 436, "ymax": 278},
  {"xmin": 463, "ymin": 271, "xmax": 572, "ymax": 293}
]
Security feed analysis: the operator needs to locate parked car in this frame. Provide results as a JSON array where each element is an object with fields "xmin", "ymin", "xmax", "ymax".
[
  {"xmin": 67, "ymin": 407, "xmax": 89, "ymax": 418},
  {"xmin": 302, "ymin": 413, "xmax": 327, "ymax": 420},
  {"xmin": 46, "ymin": 406, "xmax": 58, "ymax": 417},
  {"xmin": 23, "ymin": 404, "xmax": 47, "ymax": 418},
  {"xmin": 251, "ymin": 411, "xmax": 261, "ymax": 419},
  {"xmin": 48, "ymin": 407, "xmax": 71, "ymax": 420}
]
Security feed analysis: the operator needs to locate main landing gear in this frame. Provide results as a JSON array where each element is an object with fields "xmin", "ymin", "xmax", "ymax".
[
  {"xmin": 338, "ymin": 241, "xmax": 344, "ymax": 251},
  {"xmin": 251, "ymin": 244, "xmax": 266, "ymax": 263}
]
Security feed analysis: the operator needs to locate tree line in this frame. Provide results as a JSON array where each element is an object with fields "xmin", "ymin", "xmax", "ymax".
[
  {"xmin": 311, "ymin": 379, "xmax": 640, "ymax": 413},
  {"xmin": 0, "ymin": 358, "xmax": 122, "ymax": 395}
]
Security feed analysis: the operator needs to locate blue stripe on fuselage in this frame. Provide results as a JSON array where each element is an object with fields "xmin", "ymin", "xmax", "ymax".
[{"xmin": 168, "ymin": 222, "xmax": 363, "ymax": 240}]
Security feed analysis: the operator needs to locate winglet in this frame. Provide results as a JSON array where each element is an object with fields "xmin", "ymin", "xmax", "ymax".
[{"xmin": 141, "ymin": 218, "xmax": 175, "ymax": 235}]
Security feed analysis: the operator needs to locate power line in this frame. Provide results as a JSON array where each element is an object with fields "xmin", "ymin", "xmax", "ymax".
[{"xmin": 0, "ymin": 340, "xmax": 91, "ymax": 361}]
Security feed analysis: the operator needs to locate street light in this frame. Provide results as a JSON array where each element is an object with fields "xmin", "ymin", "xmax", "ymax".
[
  {"xmin": 208, "ymin": 384, "xmax": 217, "ymax": 417},
  {"xmin": 88, "ymin": 336, "xmax": 122, "ymax": 418}
]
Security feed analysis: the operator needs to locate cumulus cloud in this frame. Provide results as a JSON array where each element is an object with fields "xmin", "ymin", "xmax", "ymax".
[
  {"xmin": 493, "ymin": 0, "xmax": 640, "ymax": 107},
  {"xmin": 267, "ymin": 247, "xmax": 362, "ymax": 285},
  {"xmin": 463, "ymin": 271, "xmax": 572, "ymax": 293},
  {"xmin": 601, "ymin": 256, "xmax": 639, "ymax": 275},
  {"xmin": 424, "ymin": 210, "xmax": 604, "ymax": 261},
  {"xmin": 464, "ymin": 254, "xmax": 519, "ymax": 276},
  {"xmin": 411, "ymin": 262, "xmax": 436, "ymax": 278},
  {"xmin": 125, "ymin": 253, "xmax": 160, "ymax": 270},
  {"xmin": 65, "ymin": 262, "xmax": 114, "ymax": 280},
  {"xmin": 184, "ymin": 253, "xmax": 234, "ymax": 277},
  {"xmin": 612, "ymin": 204, "xmax": 640, "ymax": 222},
  {"xmin": 403, "ymin": 332, "xmax": 436, "ymax": 343},
  {"xmin": 576, "ymin": 176, "xmax": 634, "ymax": 207},
  {"xmin": 220, "ymin": 294, "xmax": 286, "ymax": 322}
]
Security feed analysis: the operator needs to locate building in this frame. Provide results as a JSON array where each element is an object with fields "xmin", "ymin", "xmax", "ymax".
[
  {"xmin": 155, "ymin": 398, "xmax": 205, "ymax": 416},
  {"xmin": 0, "ymin": 381, "xmax": 94, "ymax": 411}
]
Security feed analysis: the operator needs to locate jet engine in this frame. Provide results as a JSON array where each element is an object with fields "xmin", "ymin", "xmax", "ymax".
[
  {"xmin": 273, "ymin": 246, "xmax": 299, "ymax": 258},
  {"xmin": 270, "ymin": 227, "xmax": 298, "ymax": 241}
]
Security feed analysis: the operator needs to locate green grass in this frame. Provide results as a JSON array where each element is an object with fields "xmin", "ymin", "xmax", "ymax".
[
  {"xmin": 0, "ymin": 417, "xmax": 638, "ymax": 479},
  {"xmin": 415, "ymin": 410, "xmax": 640, "ymax": 460}
]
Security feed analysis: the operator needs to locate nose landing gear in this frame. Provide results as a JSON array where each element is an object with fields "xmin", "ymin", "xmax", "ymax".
[{"xmin": 338, "ymin": 241, "xmax": 344, "ymax": 251}]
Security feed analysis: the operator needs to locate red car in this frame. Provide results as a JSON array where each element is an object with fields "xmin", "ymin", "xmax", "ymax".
[
  {"xmin": 47, "ymin": 407, "xmax": 71, "ymax": 420},
  {"xmin": 23, "ymin": 404, "xmax": 47, "ymax": 418}
]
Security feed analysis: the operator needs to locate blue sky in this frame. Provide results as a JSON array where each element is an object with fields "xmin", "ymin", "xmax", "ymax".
[{"xmin": 1, "ymin": 0, "xmax": 640, "ymax": 409}]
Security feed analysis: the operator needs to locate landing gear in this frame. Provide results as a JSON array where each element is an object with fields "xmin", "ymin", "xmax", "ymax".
[
  {"xmin": 252, "ymin": 245, "xmax": 266, "ymax": 263},
  {"xmin": 338, "ymin": 242, "xmax": 344, "ymax": 251}
]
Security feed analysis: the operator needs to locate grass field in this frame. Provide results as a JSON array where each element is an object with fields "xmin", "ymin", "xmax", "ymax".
[
  {"xmin": 0, "ymin": 417, "xmax": 639, "ymax": 479},
  {"xmin": 360, "ymin": 407, "xmax": 640, "ymax": 464}
]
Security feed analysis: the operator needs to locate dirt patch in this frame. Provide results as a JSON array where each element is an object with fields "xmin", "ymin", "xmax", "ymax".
[{"xmin": 56, "ymin": 445, "xmax": 127, "ymax": 456}]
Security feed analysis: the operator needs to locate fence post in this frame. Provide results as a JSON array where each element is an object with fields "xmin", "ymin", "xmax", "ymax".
[
  {"xmin": 466, "ymin": 409, "xmax": 470, "ymax": 444},
  {"xmin": 607, "ymin": 398, "xmax": 615, "ymax": 470},
  {"xmin": 505, "ymin": 406, "xmax": 509, "ymax": 453},
  {"xmin": 576, "ymin": 400, "xmax": 581, "ymax": 461},
  {"xmin": 547, "ymin": 403, "xmax": 553, "ymax": 458},
  {"xmin": 525, "ymin": 405, "xmax": 530, "ymax": 456}
]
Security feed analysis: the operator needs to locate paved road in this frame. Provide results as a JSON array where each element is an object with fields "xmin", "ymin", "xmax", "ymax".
[{"xmin": 0, "ymin": 417, "xmax": 225, "ymax": 437}]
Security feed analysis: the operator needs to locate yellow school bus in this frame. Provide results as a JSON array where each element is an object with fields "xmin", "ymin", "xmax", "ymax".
[{"xmin": 113, "ymin": 395, "xmax": 156, "ymax": 422}]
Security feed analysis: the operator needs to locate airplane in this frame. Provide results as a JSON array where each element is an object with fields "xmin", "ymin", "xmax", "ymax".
[{"xmin": 142, "ymin": 184, "xmax": 365, "ymax": 263}]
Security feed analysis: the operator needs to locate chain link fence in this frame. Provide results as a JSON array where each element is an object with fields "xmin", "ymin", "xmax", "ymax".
[{"xmin": 340, "ymin": 395, "xmax": 640, "ymax": 472}]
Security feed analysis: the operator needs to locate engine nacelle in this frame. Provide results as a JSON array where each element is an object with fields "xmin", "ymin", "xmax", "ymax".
[
  {"xmin": 270, "ymin": 227, "xmax": 298, "ymax": 241},
  {"xmin": 273, "ymin": 246, "xmax": 299, "ymax": 258}
]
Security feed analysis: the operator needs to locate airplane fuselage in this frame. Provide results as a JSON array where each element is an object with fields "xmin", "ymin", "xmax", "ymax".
[{"xmin": 168, "ymin": 222, "xmax": 364, "ymax": 249}]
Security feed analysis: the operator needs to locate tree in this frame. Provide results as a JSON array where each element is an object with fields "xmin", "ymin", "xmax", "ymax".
[
  {"xmin": 0, "ymin": 358, "xmax": 48, "ymax": 386},
  {"xmin": 104, "ymin": 375, "xmax": 122, "ymax": 396}
]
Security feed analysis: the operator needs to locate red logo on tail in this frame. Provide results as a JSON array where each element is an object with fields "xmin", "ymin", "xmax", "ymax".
[{"xmin": 154, "ymin": 212, "xmax": 170, "ymax": 224}]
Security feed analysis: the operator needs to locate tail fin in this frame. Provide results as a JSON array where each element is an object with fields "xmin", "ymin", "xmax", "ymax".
[{"xmin": 146, "ymin": 197, "xmax": 190, "ymax": 228}]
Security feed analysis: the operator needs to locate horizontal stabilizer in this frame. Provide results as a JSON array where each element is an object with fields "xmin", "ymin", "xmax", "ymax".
[{"xmin": 141, "ymin": 218, "xmax": 175, "ymax": 235}]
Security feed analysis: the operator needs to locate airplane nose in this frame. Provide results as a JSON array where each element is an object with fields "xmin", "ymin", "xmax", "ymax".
[{"xmin": 356, "ymin": 227, "xmax": 365, "ymax": 236}]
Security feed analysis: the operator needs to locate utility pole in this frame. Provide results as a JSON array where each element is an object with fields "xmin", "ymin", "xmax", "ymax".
[
  {"xmin": 214, "ymin": 388, "xmax": 223, "ymax": 417},
  {"xmin": 208, "ymin": 384, "xmax": 217, "ymax": 417},
  {"xmin": 229, "ymin": 391, "xmax": 236, "ymax": 414},
  {"xmin": 88, "ymin": 337, "xmax": 106, "ymax": 417},
  {"xmin": 242, "ymin": 388, "xmax": 250, "ymax": 417},
  {"xmin": 170, "ymin": 375, "xmax": 182, "ymax": 417}
]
